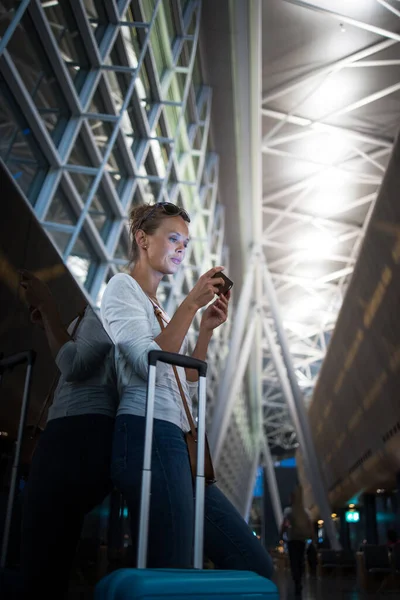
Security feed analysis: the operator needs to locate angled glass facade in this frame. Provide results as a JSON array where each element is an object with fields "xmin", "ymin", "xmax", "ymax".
[{"xmin": 1, "ymin": 0, "xmax": 260, "ymax": 512}]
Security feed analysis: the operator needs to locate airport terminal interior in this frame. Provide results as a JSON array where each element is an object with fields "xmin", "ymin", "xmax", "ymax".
[{"xmin": 1, "ymin": 0, "xmax": 400, "ymax": 598}]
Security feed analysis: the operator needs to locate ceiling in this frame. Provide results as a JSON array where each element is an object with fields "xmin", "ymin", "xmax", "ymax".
[
  {"xmin": 202, "ymin": 0, "xmax": 400, "ymax": 451},
  {"xmin": 260, "ymin": 0, "xmax": 399, "ymax": 411}
]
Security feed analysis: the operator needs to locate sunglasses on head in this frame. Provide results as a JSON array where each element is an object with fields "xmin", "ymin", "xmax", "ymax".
[{"xmin": 137, "ymin": 202, "xmax": 191, "ymax": 230}]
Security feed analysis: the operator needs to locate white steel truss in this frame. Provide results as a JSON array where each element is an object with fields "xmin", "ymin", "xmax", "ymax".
[
  {"xmin": 250, "ymin": 0, "xmax": 399, "ymax": 453},
  {"xmin": 211, "ymin": 0, "xmax": 400, "ymax": 532}
]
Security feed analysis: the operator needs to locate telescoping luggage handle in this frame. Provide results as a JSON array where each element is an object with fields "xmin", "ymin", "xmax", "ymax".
[
  {"xmin": 138, "ymin": 350, "xmax": 208, "ymax": 570},
  {"xmin": 0, "ymin": 350, "xmax": 36, "ymax": 569}
]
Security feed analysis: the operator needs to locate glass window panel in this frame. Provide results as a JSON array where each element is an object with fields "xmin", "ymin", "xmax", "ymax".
[
  {"xmin": 186, "ymin": 6, "xmax": 197, "ymax": 36},
  {"xmin": 148, "ymin": 9, "xmax": 170, "ymax": 81},
  {"xmin": 141, "ymin": 0, "xmax": 157, "ymax": 22},
  {"xmin": 114, "ymin": 235, "xmax": 130, "ymax": 261},
  {"xmin": 192, "ymin": 127, "xmax": 202, "ymax": 151},
  {"xmin": 137, "ymin": 52, "xmax": 154, "ymax": 114},
  {"xmin": 177, "ymin": 41, "xmax": 191, "ymax": 69},
  {"xmin": 192, "ymin": 56, "xmax": 202, "ymax": 94},
  {"xmin": 0, "ymin": 1, "xmax": 20, "ymax": 37},
  {"xmin": 96, "ymin": 268, "xmax": 114, "ymax": 307},
  {"xmin": 41, "ymin": 2, "xmax": 90, "ymax": 94},
  {"xmin": 89, "ymin": 184, "xmax": 114, "ymax": 241},
  {"xmin": 82, "ymin": 0, "xmax": 108, "ymax": 48},
  {"xmin": 119, "ymin": 22, "xmax": 142, "ymax": 66},
  {"xmin": 86, "ymin": 115, "xmax": 128, "ymax": 195},
  {"xmin": 67, "ymin": 231, "xmax": 99, "ymax": 289},
  {"xmin": 6, "ymin": 12, "xmax": 70, "ymax": 143},
  {"xmin": 163, "ymin": 0, "xmax": 178, "ymax": 43},
  {"xmin": 0, "ymin": 79, "xmax": 48, "ymax": 204},
  {"xmin": 88, "ymin": 117, "xmax": 112, "ymax": 155},
  {"xmin": 149, "ymin": 135, "xmax": 169, "ymax": 177},
  {"xmin": 47, "ymin": 229, "xmax": 73, "ymax": 254},
  {"xmin": 89, "ymin": 81, "xmax": 108, "ymax": 114},
  {"xmin": 45, "ymin": 186, "xmax": 77, "ymax": 226},
  {"xmin": 69, "ymin": 171, "xmax": 95, "ymax": 201},
  {"xmin": 67, "ymin": 133, "xmax": 93, "ymax": 167}
]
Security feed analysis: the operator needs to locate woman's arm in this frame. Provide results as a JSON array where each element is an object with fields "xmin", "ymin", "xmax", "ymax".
[
  {"xmin": 185, "ymin": 291, "xmax": 231, "ymax": 382},
  {"xmin": 101, "ymin": 269, "xmax": 225, "ymax": 381},
  {"xmin": 154, "ymin": 266, "xmax": 225, "ymax": 354}
]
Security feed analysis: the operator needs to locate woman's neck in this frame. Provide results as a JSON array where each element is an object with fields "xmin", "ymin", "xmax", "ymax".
[{"xmin": 130, "ymin": 262, "xmax": 162, "ymax": 299}]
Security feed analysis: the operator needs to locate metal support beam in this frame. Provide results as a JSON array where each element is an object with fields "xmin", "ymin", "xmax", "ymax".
[
  {"xmin": 243, "ymin": 445, "xmax": 261, "ymax": 523},
  {"xmin": 211, "ymin": 312, "xmax": 257, "ymax": 466},
  {"xmin": 261, "ymin": 262, "xmax": 341, "ymax": 549},
  {"xmin": 261, "ymin": 435, "xmax": 283, "ymax": 532},
  {"xmin": 248, "ymin": 0, "xmax": 264, "ymax": 442},
  {"xmin": 209, "ymin": 259, "xmax": 256, "ymax": 456},
  {"xmin": 281, "ymin": 0, "xmax": 400, "ymax": 42},
  {"xmin": 261, "ymin": 108, "xmax": 394, "ymax": 148},
  {"xmin": 262, "ymin": 39, "xmax": 396, "ymax": 104}
]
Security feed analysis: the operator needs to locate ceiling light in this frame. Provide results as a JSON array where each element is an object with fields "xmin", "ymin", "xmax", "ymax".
[
  {"xmin": 285, "ymin": 295, "xmax": 323, "ymax": 323},
  {"xmin": 300, "ymin": 133, "xmax": 349, "ymax": 166},
  {"xmin": 295, "ymin": 230, "xmax": 337, "ymax": 257},
  {"xmin": 306, "ymin": 172, "xmax": 349, "ymax": 216}
]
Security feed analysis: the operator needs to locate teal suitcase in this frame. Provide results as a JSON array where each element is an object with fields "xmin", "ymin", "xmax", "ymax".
[{"xmin": 95, "ymin": 351, "xmax": 278, "ymax": 599}]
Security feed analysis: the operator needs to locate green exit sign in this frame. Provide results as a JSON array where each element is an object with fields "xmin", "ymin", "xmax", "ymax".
[{"xmin": 345, "ymin": 510, "xmax": 360, "ymax": 523}]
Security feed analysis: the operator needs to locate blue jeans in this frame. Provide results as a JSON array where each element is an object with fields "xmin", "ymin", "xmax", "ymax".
[
  {"xmin": 20, "ymin": 414, "xmax": 114, "ymax": 599},
  {"xmin": 112, "ymin": 414, "xmax": 273, "ymax": 578}
]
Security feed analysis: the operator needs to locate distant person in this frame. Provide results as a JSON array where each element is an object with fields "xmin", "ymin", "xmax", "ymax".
[
  {"xmin": 18, "ymin": 270, "xmax": 118, "ymax": 599},
  {"xmin": 280, "ymin": 485, "xmax": 314, "ymax": 597}
]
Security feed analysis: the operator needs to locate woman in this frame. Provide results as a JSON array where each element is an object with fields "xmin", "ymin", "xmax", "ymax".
[
  {"xmin": 18, "ymin": 271, "xmax": 118, "ymax": 599},
  {"xmin": 100, "ymin": 202, "xmax": 273, "ymax": 578}
]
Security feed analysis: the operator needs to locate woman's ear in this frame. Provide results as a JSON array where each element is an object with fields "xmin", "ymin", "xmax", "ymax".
[{"xmin": 136, "ymin": 229, "xmax": 148, "ymax": 251}]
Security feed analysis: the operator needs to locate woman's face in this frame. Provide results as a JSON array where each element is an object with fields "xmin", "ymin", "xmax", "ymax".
[{"xmin": 146, "ymin": 216, "xmax": 190, "ymax": 275}]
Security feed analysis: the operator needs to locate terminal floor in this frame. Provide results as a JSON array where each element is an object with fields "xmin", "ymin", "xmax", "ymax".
[{"xmin": 274, "ymin": 569, "xmax": 400, "ymax": 599}]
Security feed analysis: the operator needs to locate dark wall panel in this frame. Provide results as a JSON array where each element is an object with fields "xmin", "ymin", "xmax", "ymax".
[
  {"xmin": 302, "ymin": 133, "xmax": 400, "ymax": 509},
  {"xmin": 0, "ymin": 162, "xmax": 86, "ymax": 437}
]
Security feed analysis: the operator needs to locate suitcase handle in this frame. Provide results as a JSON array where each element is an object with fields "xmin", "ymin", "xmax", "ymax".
[
  {"xmin": 148, "ymin": 350, "xmax": 207, "ymax": 377},
  {"xmin": 138, "ymin": 351, "xmax": 208, "ymax": 569},
  {"xmin": 0, "ymin": 349, "xmax": 36, "ymax": 569},
  {"xmin": 0, "ymin": 349, "xmax": 36, "ymax": 373}
]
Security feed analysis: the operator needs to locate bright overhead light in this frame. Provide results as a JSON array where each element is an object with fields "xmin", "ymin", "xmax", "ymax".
[
  {"xmin": 295, "ymin": 230, "xmax": 337, "ymax": 257},
  {"xmin": 285, "ymin": 295, "xmax": 323, "ymax": 323},
  {"xmin": 300, "ymin": 133, "xmax": 349, "ymax": 166}
]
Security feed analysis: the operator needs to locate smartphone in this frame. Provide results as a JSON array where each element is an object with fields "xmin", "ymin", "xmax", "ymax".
[{"xmin": 212, "ymin": 271, "xmax": 233, "ymax": 295}]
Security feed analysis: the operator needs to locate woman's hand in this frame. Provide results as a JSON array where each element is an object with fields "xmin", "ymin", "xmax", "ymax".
[
  {"xmin": 186, "ymin": 266, "xmax": 225, "ymax": 310},
  {"xmin": 200, "ymin": 290, "xmax": 230, "ymax": 332}
]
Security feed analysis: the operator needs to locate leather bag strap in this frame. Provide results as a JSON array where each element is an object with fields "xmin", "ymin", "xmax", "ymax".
[{"xmin": 152, "ymin": 305, "xmax": 197, "ymax": 438}]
